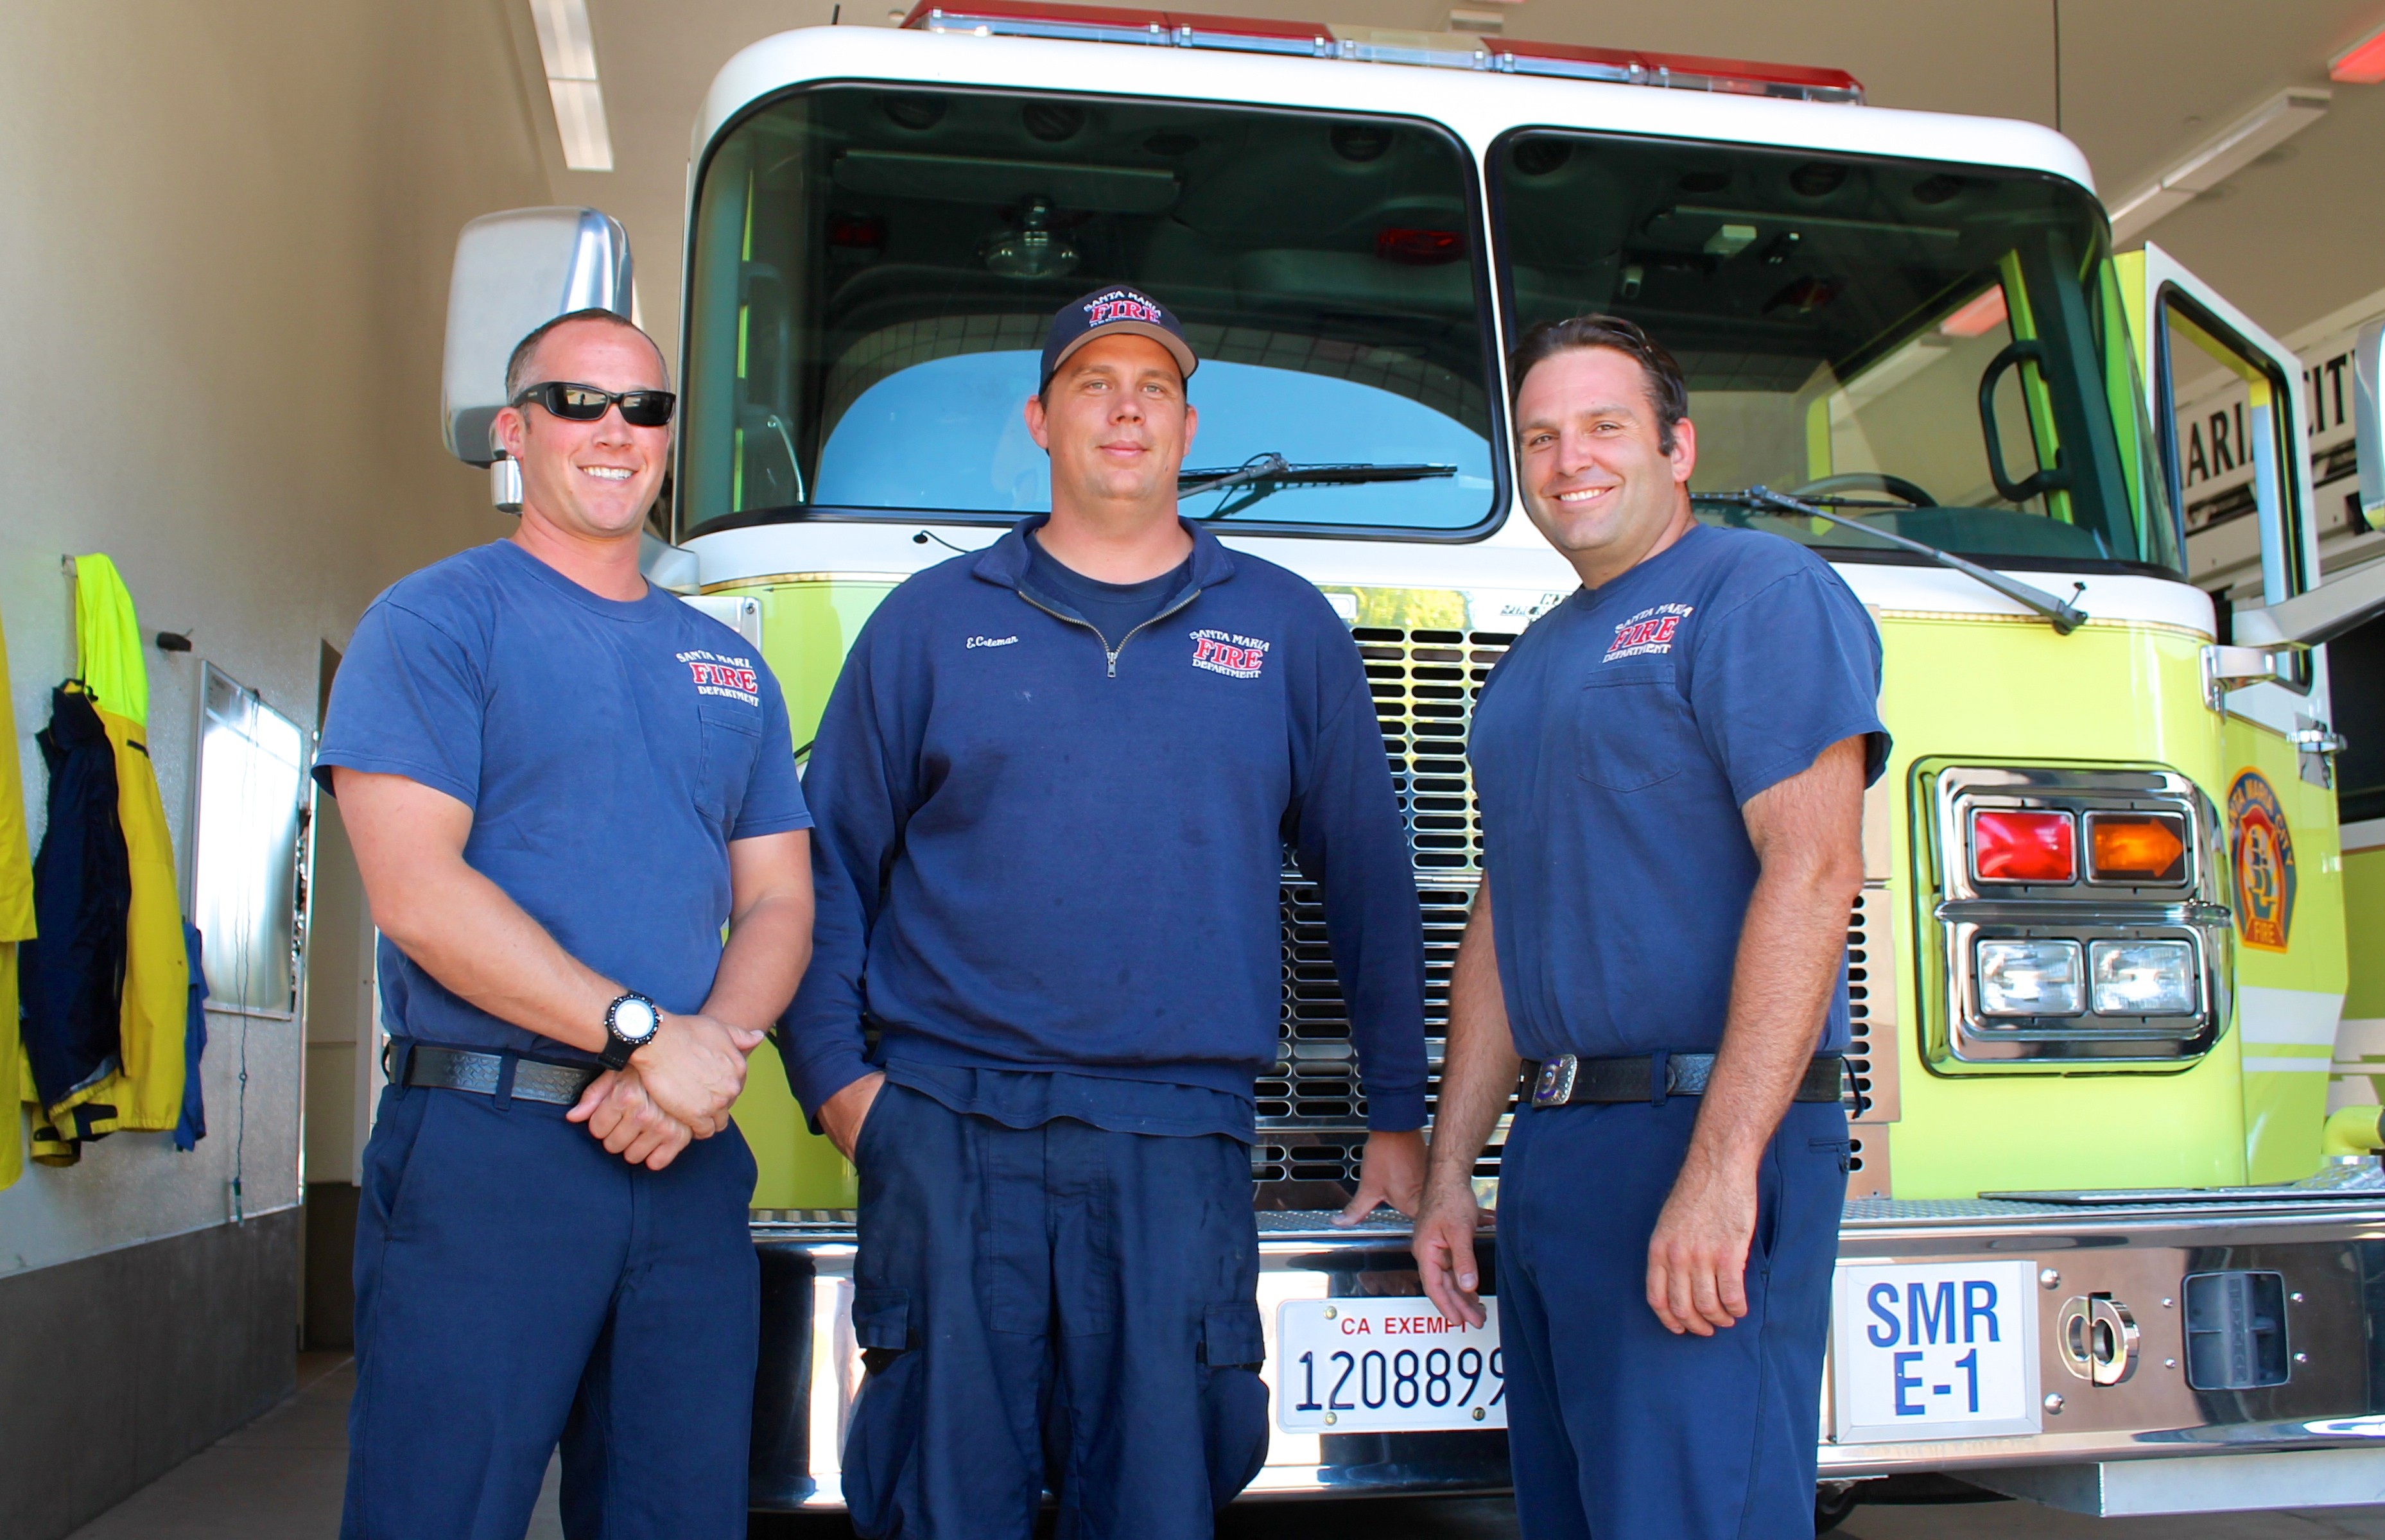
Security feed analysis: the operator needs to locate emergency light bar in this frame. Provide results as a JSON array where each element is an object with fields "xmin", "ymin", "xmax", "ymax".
[{"xmin": 901, "ymin": 1, "xmax": 1865, "ymax": 103}]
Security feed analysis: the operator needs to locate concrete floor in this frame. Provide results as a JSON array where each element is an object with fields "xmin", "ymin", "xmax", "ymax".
[
  {"xmin": 59, "ymin": 1361, "xmax": 2385, "ymax": 1540},
  {"xmin": 64, "ymin": 1354, "xmax": 561, "ymax": 1540}
]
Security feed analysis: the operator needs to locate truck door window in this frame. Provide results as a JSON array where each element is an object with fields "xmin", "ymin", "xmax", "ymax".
[
  {"xmin": 1491, "ymin": 132, "xmax": 2181, "ymax": 576},
  {"xmin": 2158, "ymin": 289, "xmax": 2311, "ymax": 612},
  {"xmin": 681, "ymin": 89, "xmax": 1499, "ymax": 537}
]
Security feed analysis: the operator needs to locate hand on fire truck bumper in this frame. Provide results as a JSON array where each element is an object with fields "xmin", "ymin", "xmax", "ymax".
[{"xmin": 1335, "ymin": 1129, "xmax": 1427, "ymax": 1225}]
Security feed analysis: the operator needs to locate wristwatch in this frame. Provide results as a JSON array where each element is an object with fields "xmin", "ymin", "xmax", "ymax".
[{"xmin": 600, "ymin": 991, "xmax": 662, "ymax": 1070}]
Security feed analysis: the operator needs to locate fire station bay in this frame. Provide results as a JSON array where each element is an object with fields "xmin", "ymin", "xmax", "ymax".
[{"xmin": 23, "ymin": 3, "xmax": 2385, "ymax": 1539}]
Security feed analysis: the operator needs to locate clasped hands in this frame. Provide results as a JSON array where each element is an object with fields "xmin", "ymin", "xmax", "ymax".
[{"xmin": 566, "ymin": 1011, "xmax": 763, "ymax": 1171}]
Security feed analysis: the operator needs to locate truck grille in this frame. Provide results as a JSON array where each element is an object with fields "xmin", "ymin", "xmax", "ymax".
[
  {"xmin": 1364, "ymin": 625, "xmax": 1512, "ymax": 871},
  {"xmin": 1253, "ymin": 621, "xmax": 1884, "ymax": 1196},
  {"xmin": 1255, "ymin": 627, "xmax": 1516, "ymax": 1192}
]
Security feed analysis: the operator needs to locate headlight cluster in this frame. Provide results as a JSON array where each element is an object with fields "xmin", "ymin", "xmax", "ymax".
[
  {"xmin": 1929, "ymin": 765, "xmax": 2227, "ymax": 1065},
  {"xmin": 1975, "ymin": 937, "xmax": 2199, "ymax": 1019}
]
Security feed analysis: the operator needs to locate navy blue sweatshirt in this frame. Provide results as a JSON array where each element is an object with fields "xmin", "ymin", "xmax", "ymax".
[{"xmin": 783, "ymin": 516, "xmax": 1428, "ymax": 1131}]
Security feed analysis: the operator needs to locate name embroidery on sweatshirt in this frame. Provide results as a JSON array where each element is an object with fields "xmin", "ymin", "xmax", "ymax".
[
  {"xmin": 966, "ymin": 634, "xmax": 1019, "ymax": 649},
  {"xmin": 1190, "ymin": 628, "xmax": 1270, "ymax": 679}
]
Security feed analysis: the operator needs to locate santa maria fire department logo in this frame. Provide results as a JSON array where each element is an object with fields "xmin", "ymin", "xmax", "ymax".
[
  {"xmin": 1190, "ymin": 628, "xmax": 1269, "ymax": 679},
  {"xmin": 1604, "ymin": 602, "xmax": 1694, "ymax": 662},
  {"xmin": 678, "ymin": 648, "xmax": 759, "ymax": 707},
  {"xmin": 1082, "ymin": 289, "xmax": 1165, "ymax": 328},
  {"xmin": 2226, "ymin": 768, "xmax": 2295, "ymax": 953}
]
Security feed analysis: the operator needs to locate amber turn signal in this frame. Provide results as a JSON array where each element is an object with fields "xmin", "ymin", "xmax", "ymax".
[{"xmin": 2086, "ymin": 813, "xmax": 2187, "ymax": 883}]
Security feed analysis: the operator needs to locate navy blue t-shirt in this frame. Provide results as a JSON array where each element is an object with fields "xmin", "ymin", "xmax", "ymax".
[
  {"xmin": 1468, "ymin": 523, "xmax": 1886, "ymax": 1064},
  {"xmin": 314, "ymin": 540, "xmax": 813, "ymax": 1062},
  {"xmin": 1025, "ymin": 532, "xmax": 1192, "ymax": 650}
]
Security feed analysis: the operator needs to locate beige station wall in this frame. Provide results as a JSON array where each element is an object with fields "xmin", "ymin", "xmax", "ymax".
[{"xmin": 0, "ymin": 0, "xmax": 557, "ymax": 1276}]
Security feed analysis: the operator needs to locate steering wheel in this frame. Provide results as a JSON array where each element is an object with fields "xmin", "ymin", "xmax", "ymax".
[{"xmin": 1789, "ymin": 471, "xmax": 1938, "ymax": 508}]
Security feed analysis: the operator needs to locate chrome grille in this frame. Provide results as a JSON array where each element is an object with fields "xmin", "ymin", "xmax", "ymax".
[
  {"xmin": 1846, "ymin": 895, "xmax": 1879, "ymax": 1123},
  {"xmin": 1254, "ymin": 625, "xmax": 1516, "ymax": 1190},
  {"xmin": 1358, "ymin": 627, "xmax": 1518, "ymax": 871},
  {"xmin": 1253, "ymin": 621, "xmax": 1895, "ymax": 1195}
]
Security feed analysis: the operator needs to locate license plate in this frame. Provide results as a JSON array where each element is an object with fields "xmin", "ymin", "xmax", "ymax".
[
  {"xmin": 1273, "ymin": 1298, "xmax": 1506, "ymax": 1433},
  {"xmin": 1830, "ymin": 1259, "xmax": 2042, "ymax": 1442}
]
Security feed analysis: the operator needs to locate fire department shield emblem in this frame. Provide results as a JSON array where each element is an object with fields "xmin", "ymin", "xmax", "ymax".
[{"xmin": 2226, "ymin": 768, "xmax": 2295, "ymax": 953}]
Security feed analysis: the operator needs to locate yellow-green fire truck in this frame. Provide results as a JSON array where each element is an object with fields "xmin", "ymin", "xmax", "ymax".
[{"xmin": 435, "ymin": 6, "xmax": 2385, "ymax": 1524}]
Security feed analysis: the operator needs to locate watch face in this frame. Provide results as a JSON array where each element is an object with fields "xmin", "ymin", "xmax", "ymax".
[{"xmin": 614, "ymin": 998, "xmax": 659, "ymax": 1044}]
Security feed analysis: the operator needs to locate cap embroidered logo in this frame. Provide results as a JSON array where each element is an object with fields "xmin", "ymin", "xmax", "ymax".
[{"xmin": 1083, "ymin": 291, "xmax": 1165, "ymax": 327}]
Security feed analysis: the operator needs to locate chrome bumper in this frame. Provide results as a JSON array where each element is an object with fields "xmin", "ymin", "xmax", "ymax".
[{"xmin": 749, "ymin": 1195, "xmax": 2385, "ymax": 1512}]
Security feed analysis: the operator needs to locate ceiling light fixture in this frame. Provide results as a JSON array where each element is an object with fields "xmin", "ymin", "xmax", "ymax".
[
  {"xmin": 2108, "ymin": 87, "xmax": 2328, "ymax": 244},
  {"xmin": 528, "ymin": 0, "xmax": 614, "ymax": 172}
]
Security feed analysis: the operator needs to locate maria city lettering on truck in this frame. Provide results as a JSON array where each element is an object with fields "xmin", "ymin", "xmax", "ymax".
[{"xmin": 430, "ymin": 1, "xmax": 2385, "ymax": 1524}]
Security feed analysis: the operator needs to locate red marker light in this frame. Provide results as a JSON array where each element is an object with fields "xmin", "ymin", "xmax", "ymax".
[
  {"xmin": 1939, "ymin": 286, "xmax": 2008, "ymax": 338},
  {"xmin": 1972, "ymin": 809, "xmax": 2076, "ymax": 884},
  {"xmin": 2333, "ymin": 28, "xmax": 2385, "ymax": 85},
  {"xmin": 1376, "ymin": 227, "xmax": 1464, "ymax": 265}
]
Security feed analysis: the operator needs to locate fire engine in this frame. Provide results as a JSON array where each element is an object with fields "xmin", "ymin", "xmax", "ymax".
[{"xmin": 435, "ymin": 5, "xmax": 2385, "ymax": 1523}]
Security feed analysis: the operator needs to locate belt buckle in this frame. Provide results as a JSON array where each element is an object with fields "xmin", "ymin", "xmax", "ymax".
[{"xmin": 1531, "ymin": 1054, "xmax": 1579, "ymax": 1109}]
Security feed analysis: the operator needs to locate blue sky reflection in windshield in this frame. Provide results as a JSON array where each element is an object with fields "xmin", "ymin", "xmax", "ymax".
[{"xmin": 813, "ymin": 349, "xmax": 1494, "ymax": 526}]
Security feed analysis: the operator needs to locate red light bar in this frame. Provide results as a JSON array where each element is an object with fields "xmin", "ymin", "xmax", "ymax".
[
  {"xmin": 1487, "ymin": 39, "xmax": 1861, "ymax": 101},
  {"xmin": 1972, "ymin": 809, "xmax": 2077, "ymax": 885},
  {"xmin": 1639, "ymin": 49, "xmax": 1863, "ymax": 101},
  {"xmin": 906, "ymin": 1, "xmax": 1329, "ymax": 54},
  {"xmin": 903, "ymin": 3, "xmax": 1863, "ymax": 101}
]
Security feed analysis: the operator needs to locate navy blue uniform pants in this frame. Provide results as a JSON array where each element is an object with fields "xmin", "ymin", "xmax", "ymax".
[
  {"xmin": 342, "ymin": 1067, "xmax": 760, "ymax": 1540},
  {"xmin": 842, "ymin": 1083, "xmax": 1270, "ymax": 1540},
  {"xmin": 1496, "ymin": 1098, "xmax": 1848, "ymax": 1540}
]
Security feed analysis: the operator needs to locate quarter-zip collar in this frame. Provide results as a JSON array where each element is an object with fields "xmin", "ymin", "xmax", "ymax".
[
  {"xmin": 975, "ymin": 515, "xmax": 1237, "ymax": 678},
  {"xmin": 973, "ymin": 514, "xmax": 1238, "ymax": 603}
]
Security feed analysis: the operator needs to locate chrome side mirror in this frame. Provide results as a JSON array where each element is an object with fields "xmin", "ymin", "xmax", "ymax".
[{"xmin": 440, "ymin": 207, "xmax": 632, "ymax": 469}]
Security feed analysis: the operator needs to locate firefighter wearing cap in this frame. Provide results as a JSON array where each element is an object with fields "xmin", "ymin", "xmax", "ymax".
[
  {"xmin": 784, "ymin": 285, "xmax": 1430, "ymax": 1539},
  {"xmin": 1412, "ymin": 316, "xmax": 1887, "ymax": 1540}
]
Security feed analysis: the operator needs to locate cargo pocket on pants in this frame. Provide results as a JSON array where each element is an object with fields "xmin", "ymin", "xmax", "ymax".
[
  {"xmin": 852, "ymin": 1286, "xmax": 912, "ymax": 1372},
  {"xmin": 844, "ymin": 1287, "xmax": 921, "ymax": 1539},
  {"xmin": 1199, "ymin": 1303, "xmax": 1270, "ymax": 1509}
]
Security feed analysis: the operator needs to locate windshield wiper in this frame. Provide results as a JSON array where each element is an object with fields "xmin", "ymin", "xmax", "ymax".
[
  {"xmin": 1179, "ymin": 453, "xmax": 1457, "ymax": 518},
  {"xmin": 1704, "ymin": 485, "xmax": 2088, "ymax": 635}
]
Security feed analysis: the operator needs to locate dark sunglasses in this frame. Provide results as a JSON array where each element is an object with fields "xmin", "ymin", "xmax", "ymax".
[{"xmin": 512, "ymin": 381, "xmax": 677, "ymax": 428}]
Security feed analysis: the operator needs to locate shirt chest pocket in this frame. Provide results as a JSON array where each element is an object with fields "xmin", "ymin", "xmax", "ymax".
[
  {"xmin": 695, "ymin": 699, "xmax": 763, "ymax": 826},
  {"xmin": 1575, "ymin": 663, "xmax": 1697, "ymax": 793}
]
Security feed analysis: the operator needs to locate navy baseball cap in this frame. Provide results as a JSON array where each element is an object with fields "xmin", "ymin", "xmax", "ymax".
[{"xmin": 1041, "ymin": 286, "xmax": 1198, "ymax": 388}]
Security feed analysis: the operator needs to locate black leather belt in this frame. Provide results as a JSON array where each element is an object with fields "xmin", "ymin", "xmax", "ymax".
[
  {"xmin": 385, "ymin": 1041, "xmax": 603, "ymax": 1106},
  {"xmin": 1522, "ymin": 1053, "xmax": 1846, "ymax": 1110}
]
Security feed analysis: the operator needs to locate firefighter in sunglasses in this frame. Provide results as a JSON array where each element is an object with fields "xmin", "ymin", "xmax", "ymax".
[{"xmin": 317, "ymin": 308, "xmax": 813, "ymax": 1538}]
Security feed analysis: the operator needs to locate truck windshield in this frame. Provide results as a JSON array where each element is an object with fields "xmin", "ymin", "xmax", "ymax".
[
  {"xmin": 681, "ymin": 87, "xmax": 1499, "ymax": 537},
  {"xmin": 1495, "ymin": 132, "xmax": 2181, "ymax": 575}
]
